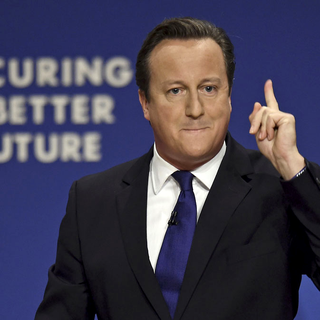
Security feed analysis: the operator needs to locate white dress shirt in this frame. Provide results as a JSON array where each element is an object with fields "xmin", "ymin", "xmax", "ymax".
[{"xmin": 147, "ymin": 142, "xmax": 226, "ymax": 271}]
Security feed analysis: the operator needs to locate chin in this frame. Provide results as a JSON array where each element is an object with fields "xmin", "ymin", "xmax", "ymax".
[
  {"xmin": 182, "ymin": 150, "xmax": 214, "ymax": 165},
  {"xmin": 184, "ymin": 146, "xmax": 214, "ymax": 158}
]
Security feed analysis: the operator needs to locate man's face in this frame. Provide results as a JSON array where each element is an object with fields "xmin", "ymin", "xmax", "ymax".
[{"xmin": 139, "ymin": 38, "xmax": 232, "ymax": 170}]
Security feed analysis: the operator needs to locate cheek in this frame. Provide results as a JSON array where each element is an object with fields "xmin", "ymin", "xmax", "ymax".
[
  {"xmin": 216, "ymin": 101, "xmax": 231, "ymax": 117},
  {"xmin": 208, "ymin": 106, "xmax": 230, "ymax": 121},
  {"xmin": 151, "ymin": 107, "xmax": 179, "ymax": 126}
]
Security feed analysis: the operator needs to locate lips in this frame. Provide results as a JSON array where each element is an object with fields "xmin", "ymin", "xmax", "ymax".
[{"xmin": 182, "ymin": 127, "xmax": 209, "ymax": 132}]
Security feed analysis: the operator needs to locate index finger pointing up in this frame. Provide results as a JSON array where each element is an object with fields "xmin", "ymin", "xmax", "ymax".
[{"xmin": 264, "ymin": 79, "xmax": 279, "ymax": 110}]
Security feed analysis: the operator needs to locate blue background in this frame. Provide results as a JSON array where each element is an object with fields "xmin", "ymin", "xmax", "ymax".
[{"xmin": 0, "ymin": 1, "xmax": 319, "ymax": 319}]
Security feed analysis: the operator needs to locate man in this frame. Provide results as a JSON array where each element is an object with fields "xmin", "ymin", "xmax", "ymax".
[{"xmin": 35, "ymin": 17, "xmax": 320, "ymax": 320}]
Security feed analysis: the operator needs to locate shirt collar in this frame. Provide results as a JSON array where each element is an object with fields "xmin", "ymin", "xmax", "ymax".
[{"xmin": 150, "ymin": 142, "xmax": 226, "ymax": 194}]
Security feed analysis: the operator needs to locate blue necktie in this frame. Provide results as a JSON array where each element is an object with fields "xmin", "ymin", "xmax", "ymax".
[{"xmin": 155, "ymin": 171, "xmax": 197, "ymax": 319}]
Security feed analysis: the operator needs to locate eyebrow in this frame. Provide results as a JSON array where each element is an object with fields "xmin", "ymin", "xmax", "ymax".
[
  {"xmin": 200, "ymin": 77, "xmax": 222, "ymax": 85},
  {"xmin": 161, "ymin": 80, "xmax": 185, "ymax": 86},
  {"xmin": 161, "ymin": 77, "xmax": 222, "ymax": 86}
]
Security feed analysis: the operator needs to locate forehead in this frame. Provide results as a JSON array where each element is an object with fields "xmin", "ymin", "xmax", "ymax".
[{"xmin": 148, "ymin": 38, "xmax": 227, "ymax": 82}]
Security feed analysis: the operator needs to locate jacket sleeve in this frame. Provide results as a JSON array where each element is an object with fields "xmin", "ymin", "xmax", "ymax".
[
  {"xmin": 281, "ymin": 160, "xmax": 320, "ymax": 290},
  {"xmin": 34, "ymin": 181, "xmax": 96, "ymax": 320}
]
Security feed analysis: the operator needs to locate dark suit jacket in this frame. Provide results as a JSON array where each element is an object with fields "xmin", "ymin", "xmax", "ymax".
[{"xmin": 35, "ymin": 133, "xmax": 320, "ymax": 320}]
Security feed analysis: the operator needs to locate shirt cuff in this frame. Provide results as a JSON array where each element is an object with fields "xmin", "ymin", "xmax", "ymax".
[{"xmin": 290, "ymin": 166, "xmax": 307, "ymax": 180}]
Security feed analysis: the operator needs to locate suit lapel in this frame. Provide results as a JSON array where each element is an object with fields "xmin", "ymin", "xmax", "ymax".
[
  {"xmin": 174, "ymin": 134, "xmax": 254, "ymax": 320},
  {"xmin": 116, "ymin": 149, "xmax": 172, "ymax": 320}
]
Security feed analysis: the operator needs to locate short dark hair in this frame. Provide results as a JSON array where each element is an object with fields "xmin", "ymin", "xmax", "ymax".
[{"xmin": 135, "ymin": 17, "xmax": 235, "ymax": 100}]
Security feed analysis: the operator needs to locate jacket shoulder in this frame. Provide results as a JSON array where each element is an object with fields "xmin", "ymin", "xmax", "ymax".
[
  {"xmin": 77, "ymin": 157, "xmax": 138, "ymax": 186},
  {"xmin": 226, "ymin": 133, "xmax": 279, "ymax": 177},
  {"xmin": 246, "ymin": 148, "xmax": 280, "ymax": 176},
  {"xmin": 73, "ymin": 148, "xmax": 152, "ymax": 196}
]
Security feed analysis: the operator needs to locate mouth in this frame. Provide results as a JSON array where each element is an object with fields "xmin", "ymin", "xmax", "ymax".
[{"xmin": 182, "ymin": 127, "xmax": 209, "ymax": 132}]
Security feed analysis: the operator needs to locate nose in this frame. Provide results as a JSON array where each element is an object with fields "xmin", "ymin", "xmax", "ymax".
[{"xmin": 185, "ymin": 90, "xmax": 204, "ymax": 119}]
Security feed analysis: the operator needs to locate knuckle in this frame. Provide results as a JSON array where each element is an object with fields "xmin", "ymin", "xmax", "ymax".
[{"xmin": 288, "ymin": 113, "xmax": 295, "ymax": 122}]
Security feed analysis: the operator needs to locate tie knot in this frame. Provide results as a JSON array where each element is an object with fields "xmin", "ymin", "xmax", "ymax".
[{"xmin": 172, "ymin": 171, "xmax": 194, "ymax": 191}]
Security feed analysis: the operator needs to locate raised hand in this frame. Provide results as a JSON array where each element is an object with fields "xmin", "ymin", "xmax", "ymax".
[{"xmin": 249, "ymin": 80, "xmax": 305, "ymax": 180}]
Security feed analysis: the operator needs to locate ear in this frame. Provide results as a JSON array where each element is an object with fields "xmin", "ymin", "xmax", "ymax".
[
  {"xmin": 138, "ymin": 89, "xmax": 150, "ymax": 121},
  {"xmin": 228, "ymin": 88, "xmax": 232, "ymax": 113}
]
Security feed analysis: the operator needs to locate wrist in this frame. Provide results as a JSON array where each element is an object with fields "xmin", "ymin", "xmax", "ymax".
[{"xmin": 276, "ymin": 153, "xmax": 305, "ymax": 180}]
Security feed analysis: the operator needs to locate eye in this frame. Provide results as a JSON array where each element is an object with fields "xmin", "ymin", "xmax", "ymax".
[
  {"xmin": 170, "ymin": 88, "xmax": 181, "ymax": 95},
  {"xmin": 204, "ymin": 86, "xmax": 214, "ymax": 93}
]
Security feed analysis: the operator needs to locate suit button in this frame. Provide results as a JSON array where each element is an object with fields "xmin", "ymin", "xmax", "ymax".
[{"xmin": 316, "ymin": 177, "xmax": 320, "ymax": 185}]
